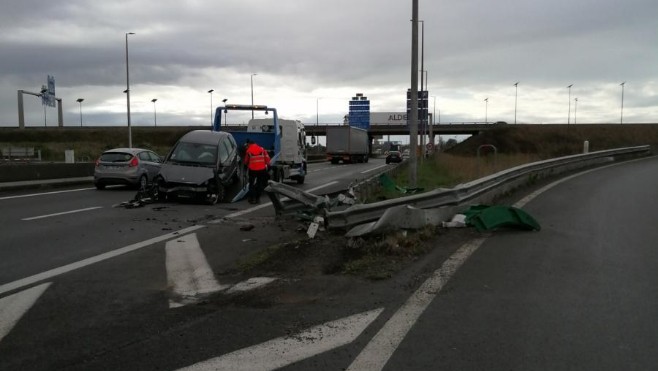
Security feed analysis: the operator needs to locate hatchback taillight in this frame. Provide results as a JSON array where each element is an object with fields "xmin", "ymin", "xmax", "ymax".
[
  {"xmin": 95, "ymin": 158, "xmax": 100, "ymax": 167},
  {"xmin": 129, "ymin": 156, "xmax": 139, "ymax": 167}
]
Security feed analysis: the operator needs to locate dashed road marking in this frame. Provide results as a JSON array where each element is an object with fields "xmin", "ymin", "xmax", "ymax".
[{"xmin": 21, "ymin": 206, "xmax": 103, "ymax": 221}]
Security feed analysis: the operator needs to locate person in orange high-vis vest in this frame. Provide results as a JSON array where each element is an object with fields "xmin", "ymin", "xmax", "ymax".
[{"xmin": 243, "ymin": 139, "xmax": 271, "ymax": 204}]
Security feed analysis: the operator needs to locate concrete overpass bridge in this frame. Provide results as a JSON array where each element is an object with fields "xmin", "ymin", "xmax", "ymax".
[{"xmin": 224, "ymin": 122, "xmax": 495, "ymax": 138}]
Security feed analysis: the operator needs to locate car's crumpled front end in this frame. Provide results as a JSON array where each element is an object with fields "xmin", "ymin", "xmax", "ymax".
[{"xmin": 157, "ymin": 163, "xmax": 216, "ymax": 200}]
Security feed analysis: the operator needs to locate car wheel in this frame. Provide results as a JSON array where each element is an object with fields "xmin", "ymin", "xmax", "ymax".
[
  {"xmin": 95, "ymin": 182, "xmax": 106, "ymax": 190},
  {"xmin": 205, "ymin": 179, "xmax": 225, "ymax": 205},
  {"xmin": 386, "ymin": 160, "xmax": 390, "ymax": 164},
  {"xmin": 296, "ymin": 176, "xmax": 305, "ymax": 185},
  {"xmin": 138, "ymin": 174, "xmax": 148, "ymax": 190}
]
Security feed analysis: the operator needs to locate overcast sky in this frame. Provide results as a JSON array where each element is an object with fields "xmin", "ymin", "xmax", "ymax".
[{"xmin": 2, "ymin": 0, "xmax": 657, "ymax": 129}]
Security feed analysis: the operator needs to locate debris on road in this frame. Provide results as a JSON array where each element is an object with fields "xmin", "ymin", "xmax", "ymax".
[
  {"xmin": 346, "ymin": 205, "xmax": 447, "ymax": 237},
  {"xmin": 442, "ymin": 214, "xmax": 467, "ymax": 228},
  {"xmin": 114, "ymin": 184, "xmax": 159, "ymax": 209},
  {"xmin": 240, "ymin": 224, "xmax": 255, "ymax": 231},
  {"xmin": 306, "ymin": 216, "xmax": 324, "ymax": 239},
  {"xmin": 463, "ymin": 205, "xmax": 541, "ymax": 232}
]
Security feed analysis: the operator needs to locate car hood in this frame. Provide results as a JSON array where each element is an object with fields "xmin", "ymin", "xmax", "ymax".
[{"xmin": 159, "ymin": 163, "xmax": 215, "ymax": 184}]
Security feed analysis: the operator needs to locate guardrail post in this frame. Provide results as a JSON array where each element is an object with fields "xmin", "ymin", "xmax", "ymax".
[{"xmin": 583, "ymin": 140, "xmax": 589, "ymax": 154}]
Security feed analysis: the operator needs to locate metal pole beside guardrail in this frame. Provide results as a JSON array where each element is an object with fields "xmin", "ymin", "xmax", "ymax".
[{"xmin": 326, "ymin": 146, "xmax": 651, "ymax": 229}]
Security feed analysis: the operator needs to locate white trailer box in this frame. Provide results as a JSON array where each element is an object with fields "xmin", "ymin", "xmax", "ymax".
[{"xmin": 326, "ymin": 126, "xmax": 369, "ymax": 164}]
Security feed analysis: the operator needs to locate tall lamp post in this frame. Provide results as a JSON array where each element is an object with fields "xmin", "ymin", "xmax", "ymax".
[
  {"xmin": 567, "ymin": 84, "xmax": 573, "ymax": 125},
  {"xmin": 514, "ymin": 82, "xmax": 519, "ymax": 124},
  {"xmin": 484, "ymin": 97, "xmax": 489, "ymax": 123},
  {"xmin": 620, "ymin": 82, "xmax": 625, "ymax": 124},
  {"xmin": 574, "ymin": 98, "xmax": 578, "ymax": 124},
  {"xmin": 76, "ymin": 98, "xmax": 84, "ymax": 127},
  {"xmin": 125, "ymin": 32, "xmax": 135, "ymax": 148},
  {"xmin": 151, "ymin": 98, "xmax": 157, "ymax": 127},
  {"xmin": 250, "ymin": 73, "xmax": 258, "ymax": 119},
  {"xmin": 316, "ymin": 98, "xmax": 319, "ymax": 126},
  {"xmin": 208, "ymin": 89, "xmax": 214, "ymax": 126}
]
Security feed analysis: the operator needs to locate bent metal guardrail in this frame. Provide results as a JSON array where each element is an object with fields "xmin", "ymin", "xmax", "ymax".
[{"xmin": 326, "ymin": 145, "xmax": 652, "ymax": 230}]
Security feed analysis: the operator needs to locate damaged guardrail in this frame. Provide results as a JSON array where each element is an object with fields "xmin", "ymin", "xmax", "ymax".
[{"xmin": 325, "ymin": 145, "xmax": 651, "ymax": 229}]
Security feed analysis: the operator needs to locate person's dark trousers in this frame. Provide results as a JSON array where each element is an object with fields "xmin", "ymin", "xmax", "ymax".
[{"xmin": 248, "ymin": 169, "xmax": 269, "ymax": 203}]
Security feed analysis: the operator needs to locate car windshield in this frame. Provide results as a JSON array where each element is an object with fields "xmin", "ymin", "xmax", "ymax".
[
  {"xmin": 169, "ymin": 142, "xmax": 217, "ymax": 165},
  {"xmin": 100, "ymin": 152, "xmax": 133, "ymax": 163}
]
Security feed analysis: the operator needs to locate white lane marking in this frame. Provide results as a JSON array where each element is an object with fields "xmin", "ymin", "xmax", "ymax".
[
  {"xmin": 0, "ymin": 187, "xmax": 95, "ymax": 201},
  {"xmin": 21, "ymin": 206, "xmax": 103, "ymax": 221},
  {"xmin": 179, "ymin": 308, "xmax": 384, "ymax": 371},
  {"xmin": 0, "ymin": 282, "xmax": 51, "ymax": 342},
  {"xmin": 226, "ymin": 277, "xmax": 278, "ymax": 294},
  {"xmin": 347, "ymin": 239, "xmax": 486, "ymax": 371},
  {"xmin": 166, "ymin": 233, "xmax": 229, "ymax": 308},
  {"xmin": 219, "ymin": 181, "xmax": 338, "ymax": 220},
  {"xmin": 0, "ymin": 225, "xmax": 204, "ymax": 297},
  {"xmin": 361, "ymin": 164, "xmax": 387, "ymax": 174}
]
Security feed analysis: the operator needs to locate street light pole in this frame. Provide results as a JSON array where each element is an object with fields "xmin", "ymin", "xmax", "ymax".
[
  {"xmin": 484, "ymin": 97, "xmax": 489, "ymax": 123},
  {"xmin": 567, "ymin": 84, "xmax": 573, "ymax": 125},
  {"xmin": 514, "ymin": 82, "xmax": 519, "ymax": 124},
  {"xmin": 620, "ymin": 82, "xmax": 625, "ymax": 124},
  {"xmin": 76, "ymin": 98, "xmax": 84, "ymax": 127},
  {"xmin": 574, "ymin": 98, "xmax": 578, "ymax": 124},
  {"xmin": 125, "ymin": 32, "xmax": 135, "ymax": 148},
  {"xmin": 208, "ymin": 89, "xmax": 214, "ymax": 127},
  {"xmin": 151, "ymin": 98, "xmax": 157, "ymax": 127},
  {"xmin": 316, "ymin": 98, "xmax": 319, "ymax": 126},
  {"xmin": 250, "ymin": 73, "xmax": 258, "ymax": 119}
]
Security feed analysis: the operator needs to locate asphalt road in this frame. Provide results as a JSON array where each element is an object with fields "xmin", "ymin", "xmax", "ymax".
[{"xmin": 2, "ymin": 156, "xmax": 658, "ymax": 370}]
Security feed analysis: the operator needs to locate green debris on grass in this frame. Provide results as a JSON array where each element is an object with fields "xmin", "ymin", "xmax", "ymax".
[{"xmin": 379, "ymin": 174, "xmax": 424, "ymax": 194}]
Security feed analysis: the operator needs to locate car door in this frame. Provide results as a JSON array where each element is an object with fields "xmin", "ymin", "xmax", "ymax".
[
  {"xmin": 147, "ymin": 151, "xmax": 162, "ymax": 179},
  {"xmin": 137, "ymin": 151, "xmax": 158, "ymax": 181},
  {"xmin": 217, "ymin": 136, "xmax": 237, "ymax": 183}
]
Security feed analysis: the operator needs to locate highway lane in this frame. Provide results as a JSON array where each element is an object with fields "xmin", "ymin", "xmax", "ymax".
[
  {"xmin": 3, "ymin": 156, "xmax": 656, "ymax": 370},
  {"xmin": 0, "ymin": 157, "xmax": 399, "ymax": 370},
  {"xmin": 381, "ymin": 156, "xmax": 658, "ymax": 370},
  {"xmin": 0, "ymin": 159, "xmax": 390, "ymax": 285}
]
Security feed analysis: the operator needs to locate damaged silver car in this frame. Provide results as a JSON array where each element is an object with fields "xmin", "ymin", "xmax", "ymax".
[{"xmin": 155, "ymin": 130, "xmax": 241, "ymax": 204}]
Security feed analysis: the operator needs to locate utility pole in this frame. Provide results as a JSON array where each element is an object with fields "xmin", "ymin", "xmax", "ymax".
[{"xmin": 409, "ymin": 0, "xmax": 419, "ymax": 187}]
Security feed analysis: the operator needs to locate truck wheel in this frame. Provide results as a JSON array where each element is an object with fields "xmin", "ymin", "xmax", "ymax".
[{"xmin": 364, "ymin": 156, "xmax": 369, "ymax": 163}]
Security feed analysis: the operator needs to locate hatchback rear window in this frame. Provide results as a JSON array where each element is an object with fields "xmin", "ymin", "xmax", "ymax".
[{"xmin": 100, "ymin": 152, "xmax": 133, "ymax": 162}]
